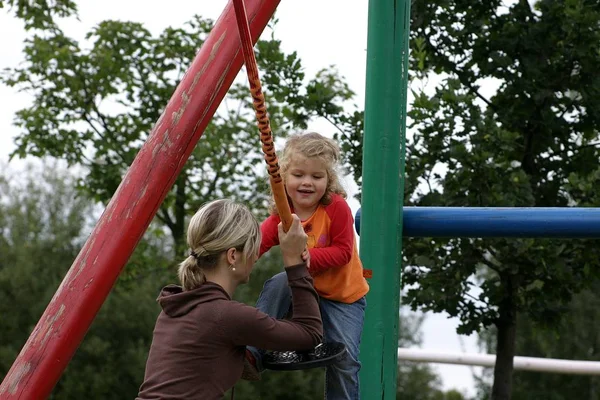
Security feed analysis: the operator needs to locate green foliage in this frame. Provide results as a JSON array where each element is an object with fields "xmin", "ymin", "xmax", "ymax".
[
  {"xmin": 0, "ymin": 0, "xmax": 77, "ymax": 30},
  {"xmin": 0, "ymin": 164, "xmax": 174, "ymax": 399},
  {"xmin": 0, "ymin": 163, "xmax": 91, "ymax": 370},
  {"xmin": 331, "ymin": 108, "xmax": 364, "ymax": 195},
  {"xmin": 475, "ymin": 282, "xmax": 600, "ymax": 400},
  {"xmin": 486, "ymin": 283, "xmax": 600, "ymax": 400}
]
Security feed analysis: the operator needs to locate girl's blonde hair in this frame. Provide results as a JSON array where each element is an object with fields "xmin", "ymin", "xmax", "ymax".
[
  {"xmin": 177, "ymin": 199, "xmax": 261, "ymax": 291},
  {"xmin": 271, "ymin": 132, "xmax": 346, "ymax": 215}
]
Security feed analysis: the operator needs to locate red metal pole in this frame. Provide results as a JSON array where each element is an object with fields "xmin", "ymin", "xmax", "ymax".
[{"xmin": 0, "ymin": 1, "xmax": 280, "ymax": 398}]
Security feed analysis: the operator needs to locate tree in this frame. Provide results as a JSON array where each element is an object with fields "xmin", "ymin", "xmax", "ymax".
[
  {"xmin": 0, "ymin": 163, "xmax": 92, "ymax": 373},
  {"xmin": 0, "ymin": 163, "xmax": 175, "ymax": 399},
  {"xmin": 475, "ymin": 282, "xmax": 600, "ymax": 400},
  {"xmin": 511, "ymin": 286, "xmax": 600, "ymax": 400},
  {"xmin": 338, "ymin": 1, "xmax": 600, "ymax": 399},
  {"xmin": 1, "ymin": 13, "xmax": 356, "ymax": 254}
]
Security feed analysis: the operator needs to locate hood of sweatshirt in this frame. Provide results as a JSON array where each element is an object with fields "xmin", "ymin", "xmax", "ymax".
[{"xmin": 157, "ymin": 282, "xmax": 230, "ymax": 317}]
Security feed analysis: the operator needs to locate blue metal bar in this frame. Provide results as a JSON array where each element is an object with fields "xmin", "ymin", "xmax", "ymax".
[{"xmin": 354, "ymin": 207, "xmax": 600, "ymax": 238}]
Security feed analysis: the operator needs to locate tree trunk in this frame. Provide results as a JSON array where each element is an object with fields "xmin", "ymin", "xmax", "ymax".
[{"xmin": 492, "ymin": 299, "xmax": 518, "ymax": 400}]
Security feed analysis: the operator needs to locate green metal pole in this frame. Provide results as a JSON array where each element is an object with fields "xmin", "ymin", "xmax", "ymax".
[{"xmin": 359, "ymin": 0, "xmax": 411, "ymax": 398}]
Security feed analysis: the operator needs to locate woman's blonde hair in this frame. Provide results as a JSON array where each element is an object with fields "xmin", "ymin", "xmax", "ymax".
[
  {"xmin": 270, "ymin": 132, "xmax": 346, "ymax": 215},
  {"xmin": 177, "ymin": 199, "xmax": 261, "ymax": 291}
]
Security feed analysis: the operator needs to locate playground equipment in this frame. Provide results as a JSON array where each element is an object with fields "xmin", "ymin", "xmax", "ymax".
[
  {"xmin": 396, "ymin": 348, "xmax": 600, "ymax": 376},
  {"xmin": 354, "ymin": 207, "xmax": 600, "ymax": 238},
  {"xmin": 355, "ymin": 206, "xmax": 600, "ymax": 390},
  {"xmin": 262, "ymin": 343, "xmax": 348, "ymax": 371},
  {"xmin": 357, "ymin": 0, "xmax": 411, "ymax": 398}
]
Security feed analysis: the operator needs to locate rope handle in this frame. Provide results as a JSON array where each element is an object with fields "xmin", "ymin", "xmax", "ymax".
[{"xmin": 232, "ymin": 0, "xmax": 293, "ymax": 232}]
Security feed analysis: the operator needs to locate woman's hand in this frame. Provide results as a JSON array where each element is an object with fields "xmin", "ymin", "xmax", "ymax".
[
  {"xmin": 301, "ymin": 248, "xmax": 310, "ymax": 270},
  {"xmin": 278, "ymin": 214, "xmax": 308, "ymax": 268}
]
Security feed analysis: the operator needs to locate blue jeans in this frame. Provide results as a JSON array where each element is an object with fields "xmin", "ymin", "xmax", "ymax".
[{"xmin": 248, "ymin": 272, "xmax": 366, "ymax": 400}]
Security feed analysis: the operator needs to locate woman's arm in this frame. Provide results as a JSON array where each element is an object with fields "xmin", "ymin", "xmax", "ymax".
[
  {"xmin": 225, "ymin": 263, "xmax": 323, "ymax": 350},
  {"xmin": 229, "ymin": 216, "xmax": 321, "ymax": 349}
]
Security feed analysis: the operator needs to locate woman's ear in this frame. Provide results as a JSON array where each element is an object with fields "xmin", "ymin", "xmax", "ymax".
[{"xmin": 225, "ymin": 248, "xmax": 237, "ymax": 266}]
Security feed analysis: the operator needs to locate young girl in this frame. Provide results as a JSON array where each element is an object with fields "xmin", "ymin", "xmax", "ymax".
[
  {"xmin": 137, "ymin": 199, "xmax": 322, "ymax": 400},
  {"xmin": 247, "ymin": 132, "xmax": 369, "ymax": 400}
]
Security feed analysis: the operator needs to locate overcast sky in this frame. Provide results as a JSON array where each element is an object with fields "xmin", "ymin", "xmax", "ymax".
[{"xmin": 0, "ymin": 1, "xmax": 483, "ymax": 395}]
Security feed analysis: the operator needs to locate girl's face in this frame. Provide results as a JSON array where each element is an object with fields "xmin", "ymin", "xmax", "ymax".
[{"xmin": 285, "ymin": 155, "xmax": 328, "ymax": 216}]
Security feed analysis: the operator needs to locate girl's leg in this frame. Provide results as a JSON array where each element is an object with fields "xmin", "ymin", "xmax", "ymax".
[
  {"xmin": 320, "ymin": 297, "xmax": 366, "ymax": 400},
  {"xmin": 254, "ymin": 271, "xmax": 292, "ymax": 318},
  {"xmin": 246, "ymin": 271, "xmax": 292, "ymax": 371}
]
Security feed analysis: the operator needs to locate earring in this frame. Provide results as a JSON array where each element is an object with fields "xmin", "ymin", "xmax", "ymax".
[{"xmin": 230, "ymin": 264, "xmax": 236, "ymax": 272}]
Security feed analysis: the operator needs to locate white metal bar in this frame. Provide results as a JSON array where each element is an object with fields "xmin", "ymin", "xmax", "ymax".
[{"xmin": 397, "ymin": 348, "xmax": 600, "ymax": 375}]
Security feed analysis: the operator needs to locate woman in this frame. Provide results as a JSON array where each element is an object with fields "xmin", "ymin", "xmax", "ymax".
[{"xmin": 137, "ymin": 199, "xmax": 322, "ymax": 400}]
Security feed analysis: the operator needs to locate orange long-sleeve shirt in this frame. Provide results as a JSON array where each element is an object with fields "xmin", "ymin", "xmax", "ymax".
[{"xmin": 260, "ymin": 194, "xmax": 369, "ymax": 303}]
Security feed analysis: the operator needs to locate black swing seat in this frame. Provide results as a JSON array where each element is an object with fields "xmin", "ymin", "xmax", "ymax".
[{"xmin": 262, "ymin": 342, "xmax": 347, "ymax": 371}]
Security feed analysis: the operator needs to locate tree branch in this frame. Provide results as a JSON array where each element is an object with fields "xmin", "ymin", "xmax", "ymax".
[
  {"xmin": 156, "ymin": 207, "xmax": 175, "ymax": 234},
  {"xmin": 462, "ymin": 291, "xmax": 490, "ymax": 309},
  {"xmin": 205, "ymin": 169, "xmax": 221, "ymax": 199},
  {"xmin": 322, "ymin": 114, "xmax": 350, "ymax": 139},
  {"xmin": 480, "ymin": 253, "xmax": 502, "ymax": 274},
  {"xmin": 422, "ymin": 31, "xmax": 493, "ymax": 109},
  {"xmin": 78, "ymin": 76, "xmax": 131, "ymax": 166}
]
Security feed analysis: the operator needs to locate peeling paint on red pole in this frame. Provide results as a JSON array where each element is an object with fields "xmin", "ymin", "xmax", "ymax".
[{"xmin": 0, "ymin": 1, "xmax": 280, "ymax": 398}]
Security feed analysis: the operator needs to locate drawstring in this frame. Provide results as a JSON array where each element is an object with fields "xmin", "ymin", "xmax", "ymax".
[{"xmin": 230, "ymin": 385, "xmax": 235, "ymax": 400}]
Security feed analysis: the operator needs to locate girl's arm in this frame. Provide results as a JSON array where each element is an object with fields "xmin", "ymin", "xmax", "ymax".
[
  {"xmin": 308, "ymin": 198, "xmax": 355, "ymax": 273},
  {"xmin": 259, "ymin": 214, "xmax": 280, "ymax": 257},
  {"xmin": 224, "ymin": 263, "xmax": 323, "ymax": 350}
]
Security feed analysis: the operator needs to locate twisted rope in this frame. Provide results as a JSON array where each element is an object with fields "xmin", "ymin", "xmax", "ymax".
[{"xmin": 232, "ymin": 0, "xmax": 293, "ymax": 232}]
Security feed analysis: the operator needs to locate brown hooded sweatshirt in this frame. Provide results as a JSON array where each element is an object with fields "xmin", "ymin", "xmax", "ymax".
[{"xmin": 136, "ymin": 263, "xmax": 322, "ymax": 400}]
